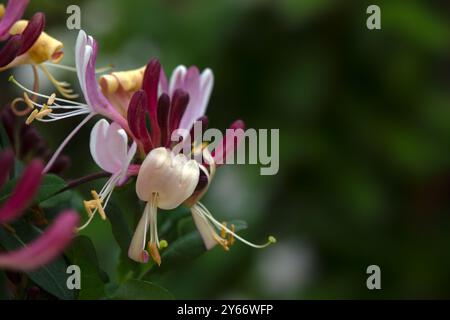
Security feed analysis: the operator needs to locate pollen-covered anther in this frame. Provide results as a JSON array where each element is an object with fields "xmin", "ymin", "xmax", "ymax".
[
  {"xmin": 83, "ymin": 191, "xmax": 106, "ymax": 220},
  {"xmin": 47, "ymin": 93, "xmax": 56, "ymax": 106},
  {"xmin": 228, "ymin": 224, "xmax": 236, "ymax": 246},
  {"xmin": 90, "ymin": 190, "xmax": 106, "ymax": 220},
  {"xmin": 220, "ymin": 222, "xmax": 227, "ymax": 238},
  {"xmin": 148, "ymin": 242, "xmax": 161, "ymax": 266},
  {"xmin": 25, "ymin": 104, "xmax": 53, "ymax": 125},
  {"xmin": 212, "ymin": 231, "xmax": 230, "ymax": 251}
]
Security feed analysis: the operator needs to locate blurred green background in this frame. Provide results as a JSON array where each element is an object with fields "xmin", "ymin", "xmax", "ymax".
[{"xmin": 3, "ymin": 0, "xmax": 450, "ymax": 299}]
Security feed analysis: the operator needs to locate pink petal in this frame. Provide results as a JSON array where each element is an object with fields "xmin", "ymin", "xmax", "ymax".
[
  {"xmin": 212, "ymin": 120, "xmax": 246, "ymax": 166},
  {"xmin": 142, "ymin": 59, "xmax": 161, "ymax": 145},
  {"xmin": 0, "ymin": 159, "xmax": 43, "ymax": 224},
  {"xmin": 168, "ymin": 65, "xmax": 187, "ymax": 97},
  {"xmin": 0, "ymin": 0, "xmax": 29, "ymax": 41},
  {"xmin": 0, "ymin": 34, "xmax": 21, "ymax": 68},
  {"xmin": 179, "ymin": 68, "xmax": 213, "ymax": 133},
  {"xmin": 0, "ymin": 211, "xmax": 79, "ymax": 271},
  {"xmin": 158, "ymin": 66, "xmax": 168, "ymax": 95},
  {"xmin": 17, "ymin": 12, "xmax": 45, "ymax": 55},
  {"xmin": 127, "ymin": 90, "xmax": 153, "ymax": 152}
]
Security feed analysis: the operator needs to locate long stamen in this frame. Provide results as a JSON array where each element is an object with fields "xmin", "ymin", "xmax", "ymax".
[
  {"xmin": 196, "ymin": 202, "xmax": 276, "ymax": 249},
  {"xmin": 44, "ymin": 62, "xmax": 114, "ymax": 74},
  {"xmin": 39, "ymin": 64, "xmax": 79, "ymax": 99},
  {"xmin": 9, "ymin": 76, "xmax": 87, "ymax": 106},
  {"xmin": 148, "ymin": 193, "xmax": 161, "ymax": 266},
  {"xmin": 44, "ymin": 113, "xmax": 94, "ymax": 173}
]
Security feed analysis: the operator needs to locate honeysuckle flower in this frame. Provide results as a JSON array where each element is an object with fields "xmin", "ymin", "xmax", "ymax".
[
  {"xmin": 78, "ymin": 118, "xmax": 137, "ymax": 230},
  {"xmin": 128, "ymin": 147, "xmax": 200, "ymax": 265},
  {"xmin": 10, "ymin": 30, "xmax": 130, "ymax": 173},
  {"xmin": 0, "ymin": 0, "xmax": 44, "ymax": 69},
  {"xmin": 0, "ymin": 0, "xmax": 74, "ymax": 100},
  {"xmin": 0, "ymin": 149, "xmax": 79, "ymax": 271},
  {"xmin": 125, "ymin": 59, "xmax": 274, "ymax": 265}
]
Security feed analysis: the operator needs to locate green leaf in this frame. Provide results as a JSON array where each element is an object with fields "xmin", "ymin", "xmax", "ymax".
[
  {"xmin": 107, "ymin": 202, "xmax": 132, "ymax": 253},
  {"xmin": 34, "ymin": 175, "xmax": 68, "ymax": 204},
  {"xmin": 0, "ymin": 221, "xmax": 75, "ymax": 300},
  {"xmin": 0, "ymin": 174, "xmax": 67, "ymax": 205},
  {"xmin": 113, "ymin": 279, "xmax": 174, "ymax": 300},
  {"xmin": 66, "ymin": 236, "xmax": 108, "ymax": 300}
]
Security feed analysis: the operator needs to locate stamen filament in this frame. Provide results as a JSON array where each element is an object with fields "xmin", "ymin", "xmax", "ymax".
[
  {"xmin": 9, "ymin": 76, "xmax": 87, "ymax": 106},
  {"xmin": 196, "ymin": 202, "xmax": 275, "ymax": 249}
]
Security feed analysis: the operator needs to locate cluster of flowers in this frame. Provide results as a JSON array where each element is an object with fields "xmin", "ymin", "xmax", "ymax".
[{"xmin": 0, "ymin": 0, "xmax": 274, "ymax": 271}]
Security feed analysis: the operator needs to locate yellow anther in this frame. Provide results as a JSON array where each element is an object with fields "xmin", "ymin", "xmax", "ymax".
[
  {"xmin": 83, "ymin": 200, "xmax": 96, "ymax": 217},
  {"xmin": 148, "ymin": 242, "xmax": 162, "ymax": 266},
  {"xmin": 34, "ymin": 107, "xmax": 52, "ymax": 120},
  {"xmin": 228, "ymin": 224, "xmax": 236, "ymax": 246},
  {"xmin": 0, "ymin": 4, "xmax": 5, "ymax": 19},
  {"xmin": 90, "ymin": 190, "xmax": 106, "ymax": 220},
  {"xmin": 212, "ymin": 232, "xmax": 229, "ymax": 251},
  {"xmin": 220, "ymin": 221, "xmax": 227, "ymax": 238},
  {"xmin": 159, "ymin": 240, "xmax": 168, "ymax": 249},
  {"xmin": 47, "ymin": 93, "xmax": 56, "ymax": 106},
  {"xmin": 25, "ymin": 109, "xmax": 39, "ymax": 125}
]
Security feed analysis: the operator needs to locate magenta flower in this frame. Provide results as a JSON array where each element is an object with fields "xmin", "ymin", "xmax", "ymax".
[
  {"xmin": 0, "ymin": 149, "xmax": 79, "ymax": 271},
  {"xmin": 0, "ymin": 0, "xmax": 45, "ymax": 68}
]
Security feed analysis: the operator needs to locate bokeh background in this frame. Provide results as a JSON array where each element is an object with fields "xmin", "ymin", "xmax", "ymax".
[{"xmin": 2, "ymin": 0, "xmax": 450, "ymax": 299}]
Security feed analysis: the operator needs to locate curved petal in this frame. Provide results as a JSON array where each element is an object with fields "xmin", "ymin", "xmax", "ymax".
[
  {"xmin": 106, "ymin": 122, "xmax": 128, "ymax": 171},
  {"xmin": 136, "ymin": 148, "xmax": 199, "ymax": 209},
  {"xmin": 18, "ymin": 12, "xmax": 45, "ymax": 55},
  {"xmin": 212, "ymin": 120, "xmax": 245, "ymax": 166},
  {"xmin": 179, "ymin": 68, "xmax": 214, "ymax": 133},
  {"xmin": 0, "ymin": 210, "xmax": 79, "ymax": 271},
  {"xmin": 0, "ymin": 159, "xmax": 43, "ymax": 224},
  {"xmin": 128, "ymin": 204, "xmax": 150, "ymax": 263},
  {"xmin": 168, "ymin": 65, "xmax": 187, "ymax": 97},
  {"xmin": 90, "ymin": 119, "xmax": 135, "ymax": 175},
  {"xmin": 0, "ymin": 34, "xmax": 21, "ymax": 68},
  {"xmin": 0, "ymin": 0, "xmax": 29, "ymax": 41},
  {"xmin": 89, "ymin": 118, "xmax": 112, "ymax": 173}
]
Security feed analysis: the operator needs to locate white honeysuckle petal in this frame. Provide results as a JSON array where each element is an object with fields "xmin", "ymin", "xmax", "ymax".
[
  {"xmin": 128, "ymin": 203, "xmax": 150, "ymax": 263},
  {"xmin": 191, "ymin": 205, "xmax": 217, "ymax": 250},
  {"xmin": 90, "ymin": 119, "xmax": 134, "ymax": 175},
  {"xmin": 136, "ymin": 147, "xmax": 200, "ymax": 209},
  {"xmin": 75, "ymin": 31, "xmax": 87, "ymax": 90},
  {"xmin": 89, "ymin": 119, "xmax": 109, "ymax": 172},
  {"xmin": 106, "ymin": 122, "xmax": 128, "ymax": 171}
]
